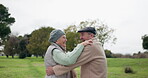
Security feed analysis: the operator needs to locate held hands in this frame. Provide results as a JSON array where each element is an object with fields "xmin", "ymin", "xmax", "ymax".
[
  {"xmin": 46, "ymin": 66, "xmax": 54, "ymax": 76},
  {"xmin": 80, "ymin": 40, "xmax": 93, "ymax": 46}
]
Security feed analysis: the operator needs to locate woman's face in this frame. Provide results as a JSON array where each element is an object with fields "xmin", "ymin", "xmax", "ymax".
[{"xmin": 56, "ymin": 35, "xmax": 67, "ymax": 48}]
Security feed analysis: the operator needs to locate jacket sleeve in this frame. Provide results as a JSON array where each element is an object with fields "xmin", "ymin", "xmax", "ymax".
[
  {"xmin": 53, "ymin": 44, "xmax": 84, "ymax": 65},
  {"xmin": 53, "ymin": 45, "xmax": 96, "ymax": 76}
]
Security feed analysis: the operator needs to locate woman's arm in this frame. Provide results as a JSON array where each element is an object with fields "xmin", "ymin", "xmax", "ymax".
[{"xmin": 53, "ymin": 44, "xmax": 84, "ymax": 65}]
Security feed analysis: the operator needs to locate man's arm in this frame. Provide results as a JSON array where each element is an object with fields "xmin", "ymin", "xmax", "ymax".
[{"xmin": 53, "ymin": 45, "xmax": 97, "ymax": 76}]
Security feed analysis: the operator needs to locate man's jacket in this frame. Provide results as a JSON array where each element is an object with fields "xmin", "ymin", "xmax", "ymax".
[{"xmin": 53, "ymin": 38, "xmax": 107, "ymax": 78}]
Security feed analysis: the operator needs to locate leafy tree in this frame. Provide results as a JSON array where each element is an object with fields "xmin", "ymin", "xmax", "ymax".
[
  {"xmin": 64, "ymin": 25, "xmax": 80, "ymax": 51},
  {"xmin": 0, "ymin": 4, "xmax": 15, "ymax": 45},
  {"xmin": 19, "ymin": 52, "xmax": 26, "ymax": 59},
  {"xmin": 142, "ymin": 34, "xmax": 148, "ymax": 50},
  {"xmin": 27, "ymin": 27, "xmax": 54, "ymax": 58},
  {"xmin": 4, "ymin": 35, "xmax": 19, "ymax": 58},
  {"xmin": 104, "ymin": 49, "xmax": 112, "ymax": 58},
  {"xmin": 96, "ymin": 25, "xmax": 116, "ymax": 47},
  {"xmin": 18, "ymin": 34, "xmax": 31, "ymax": 59},
  {"xmin": 78, "ymin": 19, "xmax": 117, "ymax": 47},
  {"xmin": 64, "ymin": 19, "xmax": 116, "ymax": 52}
]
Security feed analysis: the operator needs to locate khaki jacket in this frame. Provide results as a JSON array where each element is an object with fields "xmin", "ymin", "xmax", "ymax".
[{"xmin": 53, "ymin": 38, "xmax": 107, "ymax": 78}]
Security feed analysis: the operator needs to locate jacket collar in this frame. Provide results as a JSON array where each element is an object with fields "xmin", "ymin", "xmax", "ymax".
[{"xmin": 52, "ymin": 43, "xmax": 66, "ymax": 52}]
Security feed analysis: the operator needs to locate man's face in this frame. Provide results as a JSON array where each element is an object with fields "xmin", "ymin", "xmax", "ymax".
[
  {"xmin": 79, "ymin": 32, "xmax": 93, "ymax": 41},
  {"xmin": 56, "ymin": 35, "xmax": 67, "ymax": 48}
]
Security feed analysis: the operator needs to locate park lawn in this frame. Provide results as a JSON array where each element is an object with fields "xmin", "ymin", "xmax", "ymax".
[
  {"xmin": 0, "ymin": 56, "xmax": 148, "ymax": 78},
  {"xmin": 107, "ymin": 58, "xmax": 148, "ymax": 78},
  {"xmin": 0, "ymin": 56, "xmax": 45, "ymax": 78}
]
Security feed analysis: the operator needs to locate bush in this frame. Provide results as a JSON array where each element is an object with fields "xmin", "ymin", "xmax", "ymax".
[
  {"xmin": 19, "ymin": 52, "xmax": 26, "ymax": 59},
  {"xmin": 124, "ymin": 66, "xmax": 135, "ymax": 74},
  {"xmin": 26, "ymin": 53, "xmax": 32, "ymax": 57}
]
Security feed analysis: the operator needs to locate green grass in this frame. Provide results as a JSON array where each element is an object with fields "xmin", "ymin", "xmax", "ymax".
[
  {"xmin": 0, "ymin": 56, "xmax": 45, "ymax": 78},
  {"xmin": 0, "ymin": 56, "xmax": 148, "ymax": 78},
  {"xmin": 107, "ymin": 58, "xmax": 148, "ymax": 78}
]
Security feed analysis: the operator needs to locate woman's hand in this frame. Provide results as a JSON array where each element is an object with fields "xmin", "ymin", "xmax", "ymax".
[{"xmin": 80, "ymin": 40, "xmax": 93, "ymax": 46}]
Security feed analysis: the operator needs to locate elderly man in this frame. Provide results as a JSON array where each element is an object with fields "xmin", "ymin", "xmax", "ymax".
[
  {"xmin": 46, "ymin": 27, "xmax": 107, "ymax": 78},
  {"xmin": 44, "ymin": 29, "xmax": 91, "ymax": 78}
]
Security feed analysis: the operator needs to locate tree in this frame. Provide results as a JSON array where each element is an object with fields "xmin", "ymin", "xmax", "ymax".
[
  {"xmin": 27, "ymin": 27, "xmax": 54, "ymax": 58},
  {"xmin": 112, "ymin": 53, "xmax": 123, "ymax": 58},
  {"xmin": 96, "ymin": 24, "xmax": 116, "ymax": 47},
  {"xmin": 64, "ymin": 25, "xmax": 81, "ymax": 51},
  {"xmin": 104, "ymin": 49, "xmax": 112, "ymax": 58},
  {"xmin": 78, "ymin": 19, "xmax": 117, "ymax": 47},
  {"xmin": 142, "ymin": 34, "xmax": 148, "ymax": 50},
  {"xmin": 0, "ymin": 4, "xmax": 15, "ymax": 45},
  {"xmin": 63, "ymin": 19, "xmax": 116, "ymax": 52},
  {"xmin": 18, "ymin": 34, "xmax": 31, "ymax": 59},
  {"xmin": 4, "ymin": 35, "xmax": 19, "ymax": 58}
]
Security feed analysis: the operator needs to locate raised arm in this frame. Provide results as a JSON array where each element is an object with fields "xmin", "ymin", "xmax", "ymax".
[
  {"xmin": 52, "ymin": 40, "xmax": 92, "ymax": 65},
  {"xmin": 52, "ymin": 44, "xmax": 84, "ymax": 65}
]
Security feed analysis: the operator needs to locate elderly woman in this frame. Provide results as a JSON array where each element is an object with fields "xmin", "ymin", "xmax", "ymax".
[{"xmin": 44, "ymin": 29, "xmax": 91, "ymax": 78}]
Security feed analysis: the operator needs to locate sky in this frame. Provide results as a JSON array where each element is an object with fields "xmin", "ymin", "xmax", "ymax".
[{"xmin": 1, "ymin": 0, "xmax": 148, "ymax": 54}]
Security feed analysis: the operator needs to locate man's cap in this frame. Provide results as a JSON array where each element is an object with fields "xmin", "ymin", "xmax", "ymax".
[
  {"xmin": 49, "ymin": 29, "xmax": 65, "ymax": 43},
  {"xmin": 78, "ymin": 27, "xmax": 96, "ymax": 35}
]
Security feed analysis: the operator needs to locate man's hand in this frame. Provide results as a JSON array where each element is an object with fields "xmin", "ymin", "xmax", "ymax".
[{"xmin": 46, "ymin": 66, "xmax": 54, "ymax": 76}]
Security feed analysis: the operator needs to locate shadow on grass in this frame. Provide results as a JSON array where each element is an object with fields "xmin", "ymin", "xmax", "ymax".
[{"xmin": 0, "ymin": 66, "xmax": 6, "ymax": 68}]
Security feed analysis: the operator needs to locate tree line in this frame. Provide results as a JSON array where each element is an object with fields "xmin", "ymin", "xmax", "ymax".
[
  {"xmin": 1, "ymin": 21, "xmax": 116, "ymax": 58},
  {"xmin": 104, "ymin": 34, "xmax": 148, "ymax": 58},
  {"xmin": 105, "ymin": 49, "xmax": 148, "ymax": 58},
  {"xmin": 0, "ymin": 4, "xmax": 148, "ymax": 59}
]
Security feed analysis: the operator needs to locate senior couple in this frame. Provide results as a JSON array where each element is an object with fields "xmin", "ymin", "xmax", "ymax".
[{"xmin": 44, "ymin": 27, "xmax": 107, "ymax": 78}]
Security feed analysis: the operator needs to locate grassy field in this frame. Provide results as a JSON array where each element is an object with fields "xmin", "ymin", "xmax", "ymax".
[{"xmin": 0, "ymin": 56, "xmax": 148, "ymax": 78}]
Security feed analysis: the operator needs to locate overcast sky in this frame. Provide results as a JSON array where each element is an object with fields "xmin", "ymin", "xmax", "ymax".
[{"xmin": 1, "ymin": 0, "xmax": 148, "ymax": 54}]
